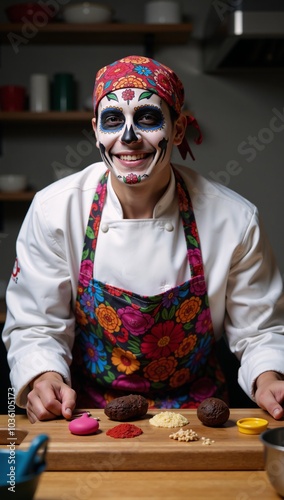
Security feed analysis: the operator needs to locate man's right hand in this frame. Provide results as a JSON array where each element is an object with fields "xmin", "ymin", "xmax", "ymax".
[{"xmin": 26, "ymin": 371, "xmax": 76, "ymax": 423}]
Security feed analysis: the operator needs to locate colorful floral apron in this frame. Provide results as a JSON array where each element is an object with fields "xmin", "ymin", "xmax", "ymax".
[{"xmin": 72, "ymin": 169, "xmax": 227, "ymax": 409}]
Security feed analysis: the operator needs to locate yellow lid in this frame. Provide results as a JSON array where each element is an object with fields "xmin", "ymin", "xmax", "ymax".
[{"xmin": 236, "ymin": 418, "xmax": 268, "ymax": 435}]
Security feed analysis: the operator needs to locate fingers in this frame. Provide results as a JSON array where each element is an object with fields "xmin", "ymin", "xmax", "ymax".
[
  {"xmin": 60, "ymin": 386, "xmax": 77, "ymax": 420},
  {"xmin": 272, "ymin": 407, "xmax": 284, "ymax": 419},
  {"xmin": 26, "ymin": 408, "xmax": 39, "ymax": 424},
  {"xmin": 255, "ymin": 378, "xmax": 284, "ymax": 420},
  {"xmin": 27, "ymin": 403, "xmax": 60, "ymax": 424},
  {"xmin": 257, "ymin": 390, "xmax": 284, "ymax": 420},
  {"xmin": 26, "ymin": 374, "xmax": 77, "ymax": 423},
  {"xmin": 27, "ymin": 383, "xmax": 64, "ymax": 423}
]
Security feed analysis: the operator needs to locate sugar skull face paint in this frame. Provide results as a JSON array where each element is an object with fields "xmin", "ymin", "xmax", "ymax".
[
  {"xmin": 93, "ymin": 88, "xmax": 176, "ymax": 185},
  {"xmin": 93, "ymin": 55, "xmax": 203, "ymax": 161}
]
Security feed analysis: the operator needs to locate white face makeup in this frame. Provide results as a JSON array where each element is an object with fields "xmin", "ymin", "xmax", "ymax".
[{"xmin": 93, "ymin": 88, "xmax": 175, "ymax": 185}]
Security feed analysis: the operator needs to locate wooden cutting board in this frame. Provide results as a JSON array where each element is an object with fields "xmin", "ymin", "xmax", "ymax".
[{"xmin": 0, "ymin": 409, "xmax": 283, "ymax": 471}]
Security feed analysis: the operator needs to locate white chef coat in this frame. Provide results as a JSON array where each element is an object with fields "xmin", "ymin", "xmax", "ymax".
[{"xmin": 2, "ymin": 162, "xmax": 284, "ymax": 408}]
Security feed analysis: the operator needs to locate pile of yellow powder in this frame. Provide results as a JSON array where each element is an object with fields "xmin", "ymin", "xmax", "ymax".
[{"xmin": 149, "ymin": 411, "xmax": 189, "ymax": 428}]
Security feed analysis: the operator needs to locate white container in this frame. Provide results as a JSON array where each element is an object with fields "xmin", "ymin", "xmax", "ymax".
[
  {"xmin": 61, "ymin": 2, "xmax": 112, "ymax": 24},
  {"xmin": 30, "ymin": 74, "xmax": 50, "ymax": 112},
  {"xmin": 0, "ymin": 175, "xmax": 27, "ymax": 192},
  {"xmin": 145, "ymin": 1, "xmax": 181, "ymax": 24}
]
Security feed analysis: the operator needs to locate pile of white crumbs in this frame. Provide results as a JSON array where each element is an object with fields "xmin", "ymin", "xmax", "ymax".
[
  {"xmin": 169, "ymin": 428, "xmax": 199, "ymax": 442},
  {"xmin": 149, "ymin": 411, "xmax": 189, "ymax": 428},
  {"xmin": 169, "ymin": 429, "xmax": 215, "ymax": 445}
]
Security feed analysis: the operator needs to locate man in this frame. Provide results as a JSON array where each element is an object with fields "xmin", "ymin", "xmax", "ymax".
[{"xmin": 2, "ymin": 56, "xmax": 284, "ymax": 423}]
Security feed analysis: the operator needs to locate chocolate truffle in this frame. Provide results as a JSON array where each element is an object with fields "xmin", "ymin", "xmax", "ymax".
[
  {"xmin": 104, "ymin": 394, "xmax": 149, "ymax": 421},
  {"xmin": 197, "ymin": 397, "xmax": 230, "ymax": 427}
]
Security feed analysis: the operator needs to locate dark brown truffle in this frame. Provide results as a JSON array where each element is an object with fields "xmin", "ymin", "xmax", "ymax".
[
  {"xmin": 197, "ymin": 397, "xmax": 230, "ymax": 427},
  {"xmin": 104, "ymin": 394, "xmax": 149, "ymax": 421}
]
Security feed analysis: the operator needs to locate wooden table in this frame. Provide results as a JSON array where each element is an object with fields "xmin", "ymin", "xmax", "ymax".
[
  {"xmin": 1, "ymin": 409, "xmax": 283, "ymax": 499},
  {"xmin": 34, "ymin": 470, "xmax": 279, "ymax": 499}
]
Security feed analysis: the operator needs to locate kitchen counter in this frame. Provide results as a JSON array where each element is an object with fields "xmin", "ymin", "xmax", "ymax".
[
  {"xmin": 1, "ymin": 409, "xmax": 283, "ymax": 499},
  {"xmin": 34, "ymin": 470, "xmax": 278, "ymax": 499},
  {"xmin": 1, "ymin": 409, "xmax": 283, "ymax": 472}
]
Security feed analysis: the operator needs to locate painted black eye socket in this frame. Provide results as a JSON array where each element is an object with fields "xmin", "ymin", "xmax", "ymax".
[
  {"xmin": 134, "ymin": 108, "xmax": 164, "ymax": 130},
  {"xmin": 99, "ymin": 106, "xmax": 164, "ymax": 132},
  {"xmin": 100, "ymin": 109, "xmax": 125, "ymax": 131}
]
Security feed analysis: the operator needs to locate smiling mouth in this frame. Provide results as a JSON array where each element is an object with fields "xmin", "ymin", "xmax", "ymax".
[{"xmin": 118, "ymin": 153, "xmax": 151, "ymax": 161}]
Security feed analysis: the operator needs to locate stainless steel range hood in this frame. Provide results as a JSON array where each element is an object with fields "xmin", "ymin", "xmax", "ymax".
[{"xmin": 204, "ymin": 7, "xmax": 284, "ymax": 72}]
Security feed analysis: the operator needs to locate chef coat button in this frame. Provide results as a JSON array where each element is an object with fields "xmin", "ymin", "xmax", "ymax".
[
  {"xmin": 165, "ymin": 222, "xmax": 174, "ymax": 232},
  {"xmin": 101, "ymin": 223, "xmax": 109, "ymax": 233}
]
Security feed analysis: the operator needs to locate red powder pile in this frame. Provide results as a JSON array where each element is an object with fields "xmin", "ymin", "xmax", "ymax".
[{"xmin": 106, "ymin": 423, "xmax": 143, "ymax": 439}]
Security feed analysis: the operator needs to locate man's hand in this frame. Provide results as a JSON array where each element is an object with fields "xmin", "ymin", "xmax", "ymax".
[
  {"xmin": 26, "ymin": 372, "xmax": 76, "ymax": 423},
  {"xmin": 255, "ymin": 371, "xmax": 284, "ymax": 420}
]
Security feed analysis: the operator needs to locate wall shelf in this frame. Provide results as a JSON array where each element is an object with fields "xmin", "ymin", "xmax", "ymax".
[
  {"xmin": 0, "ymin": 111, "xmax": 93, "ymax": 122},
  {"xmin": 1, "ymin": 22, "xmax": 193, "ymax": 58},
  {"xmin": 0, "ymin": 22, "xmax": 193, "ymax": 46},
  {"xmin": 0, "ymin": 191, "xmax": 36, "ymax": 201}
]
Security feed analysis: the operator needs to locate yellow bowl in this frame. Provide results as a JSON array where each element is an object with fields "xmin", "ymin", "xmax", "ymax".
[{"xmin": 236, "ymin": 418, "xmax": 268, "ymax": 435}]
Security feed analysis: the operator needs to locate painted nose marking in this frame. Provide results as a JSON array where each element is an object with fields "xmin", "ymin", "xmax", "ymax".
[{"xmin": 121, "ymin": 124, "xmax": 139, "ymax": 143}]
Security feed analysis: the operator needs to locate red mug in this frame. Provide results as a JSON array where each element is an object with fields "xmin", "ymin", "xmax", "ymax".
[{"xmin": 0, "ymin": 85, "xmax": 26, "ymax": 111}]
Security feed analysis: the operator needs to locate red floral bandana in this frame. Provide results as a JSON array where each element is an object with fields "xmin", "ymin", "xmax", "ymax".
[{"xmin": 93, "ymin": 55, "xmax": 202, "ymax": 160}]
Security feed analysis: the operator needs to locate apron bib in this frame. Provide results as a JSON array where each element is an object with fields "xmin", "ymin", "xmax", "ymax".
[{"xmin": 72, "ymin": 169, "xmax": 227, "ymax": 408}]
